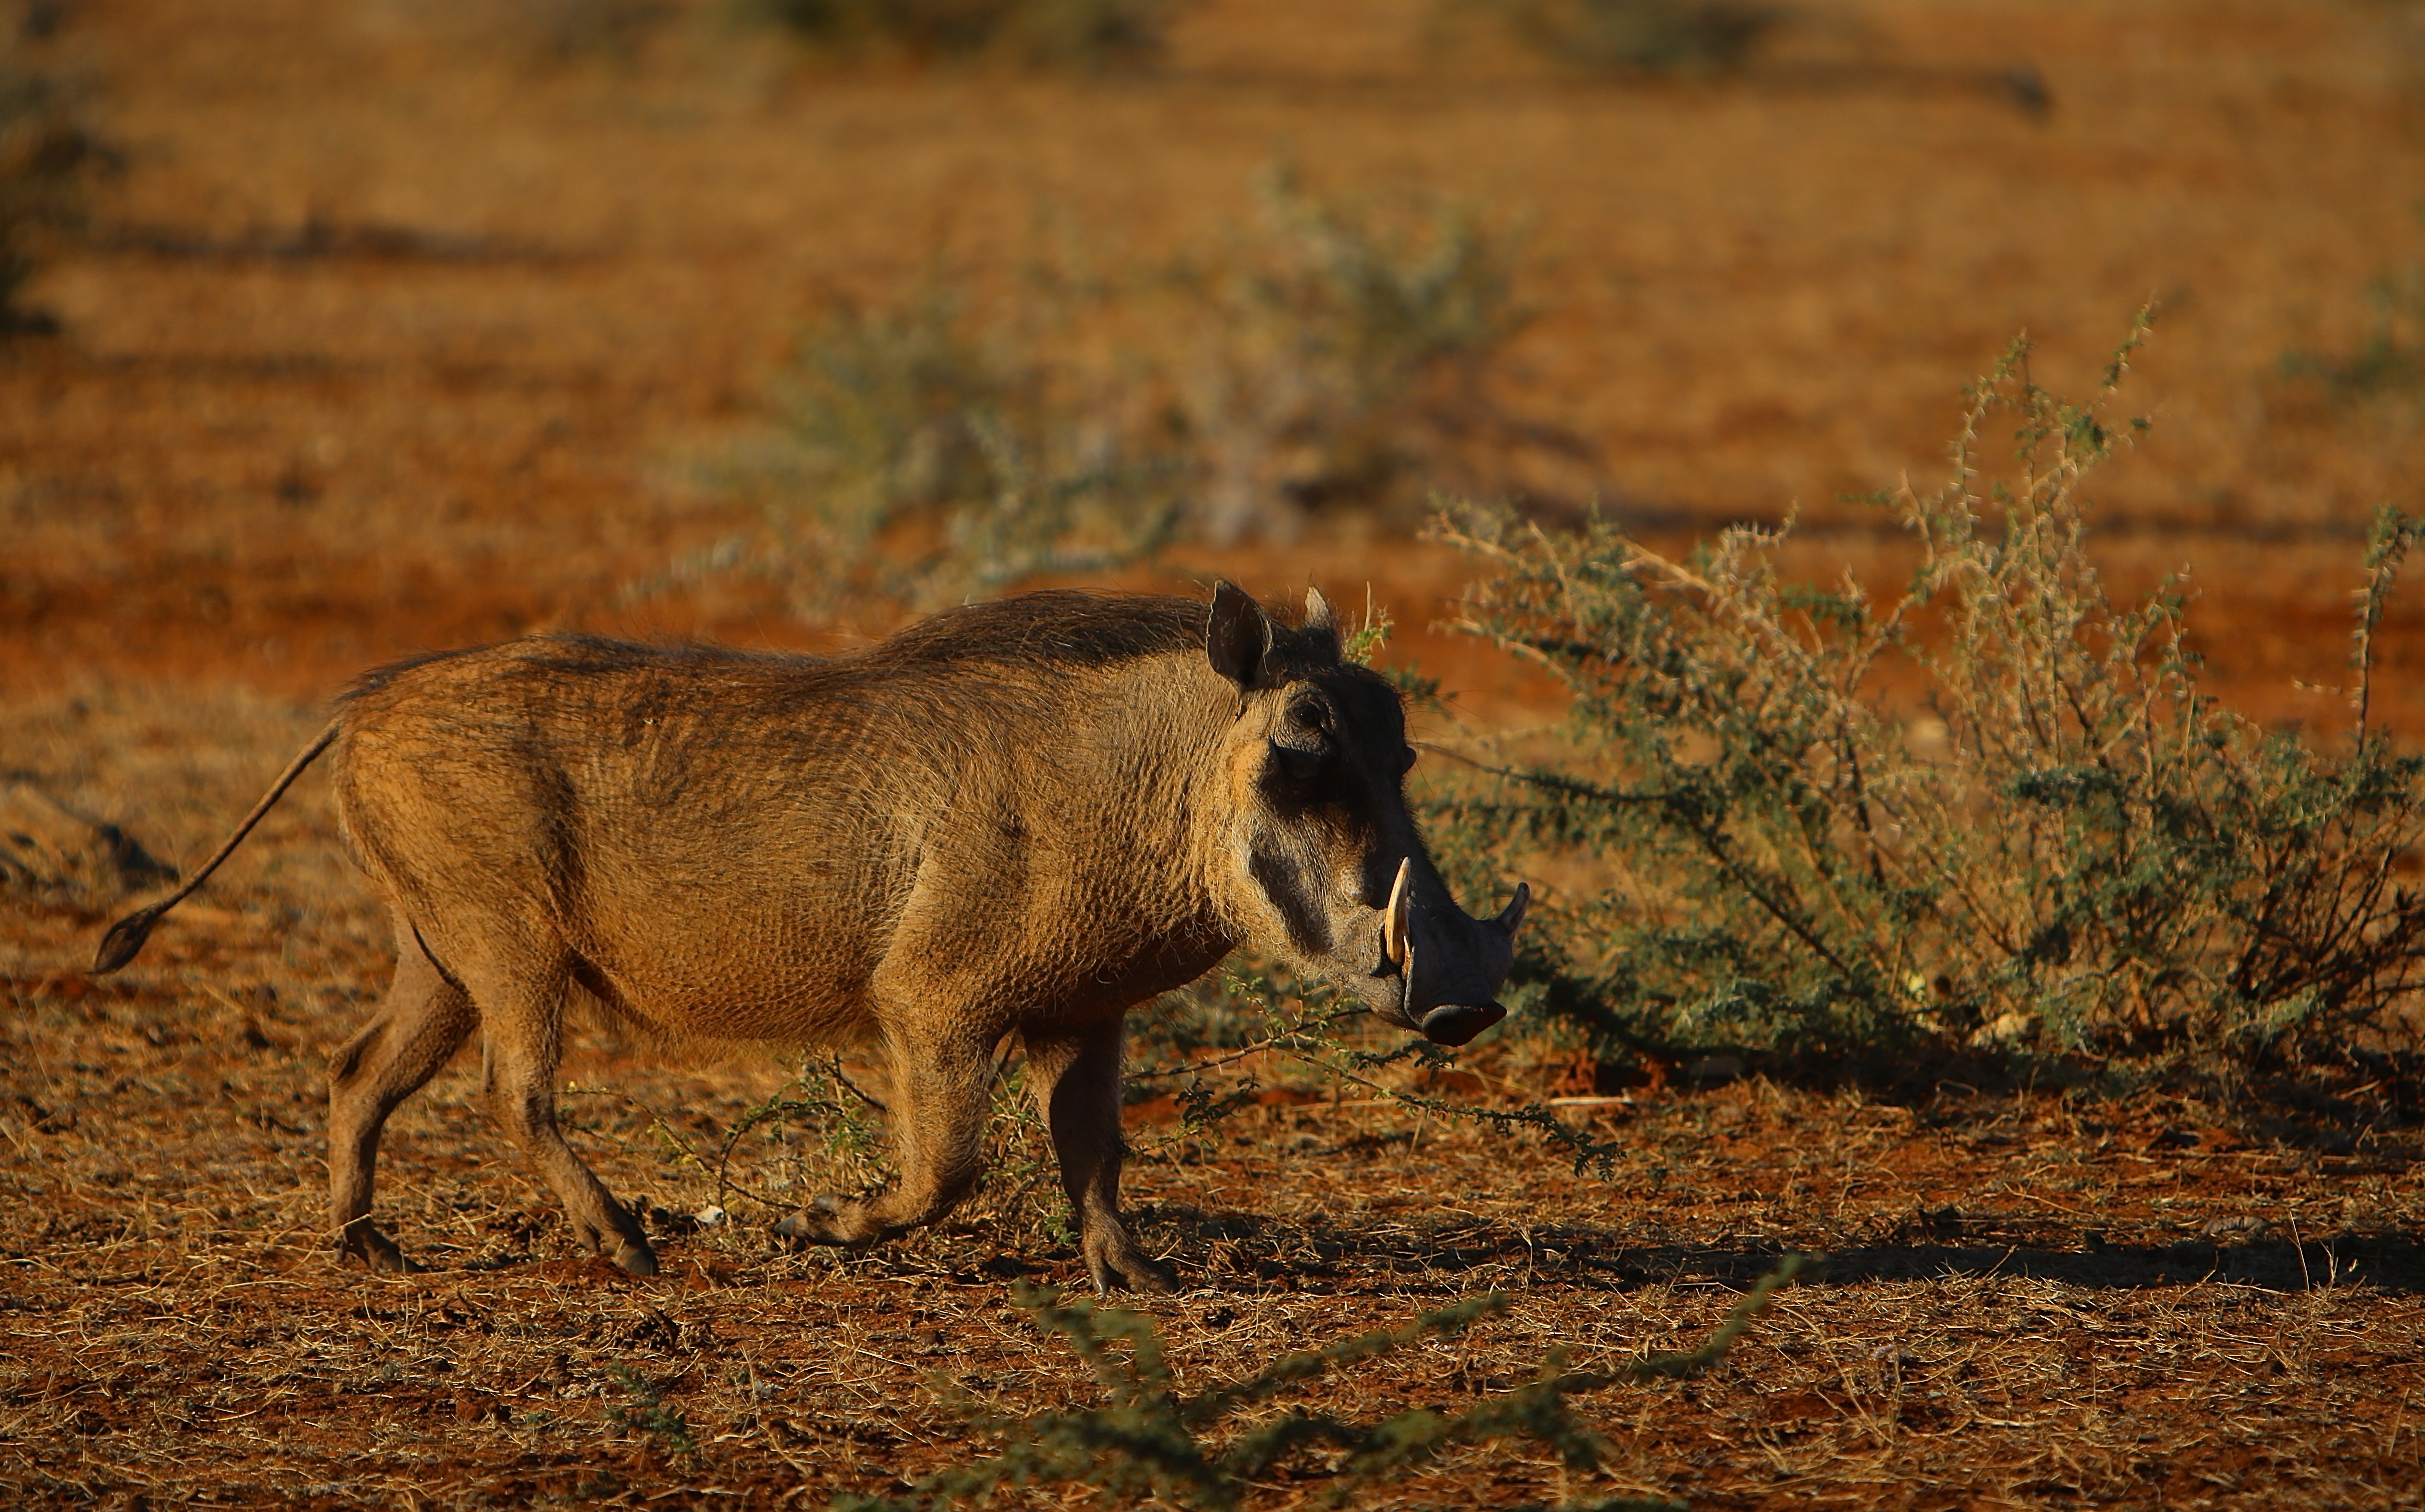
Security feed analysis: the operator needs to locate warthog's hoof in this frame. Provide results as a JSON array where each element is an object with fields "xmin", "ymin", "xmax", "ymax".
[
  {"xmin": 610, "ymin": 1240, "xmax": 659, "ymax": 1277},
  {"xmin": 338, "ymin": 1225, "xmax": 422, "ymax": 1274},
  {"xmin": 1089, "ymin": 1247, "xmax": 1177, "ymax": 1295},
  {"xmin": 771, "ymin": 1195, "xmax": 853, "ymax": 1247}
]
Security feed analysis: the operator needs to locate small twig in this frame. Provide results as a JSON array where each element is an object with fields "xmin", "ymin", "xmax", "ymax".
[
  {"xmin": 710, "ymin": 1073, "xmax": 854, "ymax": 1214},
  {"xmin": 1127, "ymin": 1005, "xmax": 1374, "ymax": 1081},
  {"xmin": 561, "ymin": 1085, "xmax": 798, "ymax": 1213},
  {"xmin": 1274, "ymin": 1043, "xmax": 1623, "ymax": 1175}
]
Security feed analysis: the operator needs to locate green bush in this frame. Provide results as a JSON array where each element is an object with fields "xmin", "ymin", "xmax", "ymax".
[
  {"xmin": 0, "ymin": 44, "xmax": 99, "ymax": 333},
  {"xmin": 1464, "ymin": 0, "xmax": 1782, "ymax": 74},
  {"xmin": 1426, "ymin": 322, "xmax": 2425, "ymax": 1076},
  {"xmin": 2281, "ymin": 261, "xmax": 2425, "ymax": 402},
  {"xmin": 755, "ymin": 0, "xmax": 1182, "ymax": 71}
]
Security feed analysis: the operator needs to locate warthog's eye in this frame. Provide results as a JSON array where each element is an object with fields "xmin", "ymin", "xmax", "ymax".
[{"xmin": 1284, "ymin": 697, "xmax": 1329, "ymax": 734}]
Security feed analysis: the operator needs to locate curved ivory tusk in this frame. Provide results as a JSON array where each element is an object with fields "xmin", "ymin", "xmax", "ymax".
[
  {"xmin": 1496, "ymin": 882, "xmax": 1531, "ymax": 938},
  {"xmin": 1384, "ymin": 856, "xmax": 1412, "ymax": 967}
]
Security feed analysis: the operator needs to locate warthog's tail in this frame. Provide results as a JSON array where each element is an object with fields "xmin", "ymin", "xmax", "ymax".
[{"xmin": 92, "ymin": 721, "xmax": 343, "ymax": 974}]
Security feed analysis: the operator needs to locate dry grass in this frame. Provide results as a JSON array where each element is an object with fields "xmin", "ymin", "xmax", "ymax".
[{"xmin": 6, "ymin": 687, "xmax": 2425, "ymax": 1507}]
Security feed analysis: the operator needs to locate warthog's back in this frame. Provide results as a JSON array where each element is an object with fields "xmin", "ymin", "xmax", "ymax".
[{"xmin": 332, "ymin": 596, "xmax": 1234, "ymax": 1045}]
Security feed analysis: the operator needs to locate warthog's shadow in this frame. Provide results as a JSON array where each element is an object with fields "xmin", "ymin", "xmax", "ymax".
[{"xmin": 1135, "ymin": 1203, "xmax": 2425, "ymax": 1296}]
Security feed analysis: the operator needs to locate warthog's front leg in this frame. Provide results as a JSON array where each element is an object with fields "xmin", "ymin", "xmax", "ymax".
[
  {"xmin": 773, "ymin": 1022, "xmax": 997, "ymax": 1250},
  {"xmin": 1023, "ymin": 1015, "xmax": 1173, "ymax": 1293}
]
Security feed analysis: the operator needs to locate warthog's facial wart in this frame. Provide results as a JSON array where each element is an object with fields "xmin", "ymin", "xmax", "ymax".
[{"xmin": 1206, "ymin": 583, "xmax": 1530, "ymax": 1048}]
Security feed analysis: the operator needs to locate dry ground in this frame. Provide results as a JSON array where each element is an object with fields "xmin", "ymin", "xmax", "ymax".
[{"xmin": 9, "ymin": 0, "xmax": 2425, "ymax": 1506}]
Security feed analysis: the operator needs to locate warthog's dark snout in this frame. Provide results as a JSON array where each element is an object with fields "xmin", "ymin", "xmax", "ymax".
[
  {"xmin": 1419, "ymin": 1002, "xmax": 1506, "ymax": 1046},
  {"xmin": 1376, "ymin": 855, "xmax": 1530, "ymax": 1048}
]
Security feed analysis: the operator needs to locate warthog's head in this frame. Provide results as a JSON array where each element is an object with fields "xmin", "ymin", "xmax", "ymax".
[{"xmin": 1204, "ymin": 582, "xmax": 1529, "ymax": 1047}]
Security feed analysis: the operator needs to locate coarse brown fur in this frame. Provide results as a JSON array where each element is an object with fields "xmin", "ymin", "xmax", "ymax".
[{"xmin": 98, "ymin": 585, "xmax": 1527, "ymax": 1290}]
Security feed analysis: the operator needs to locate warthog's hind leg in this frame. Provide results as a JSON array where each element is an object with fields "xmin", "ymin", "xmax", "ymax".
[
  {"xmin": 328, "ymin": 938, "xmax": 476, "ymax": 1272},
  {"xmin": 474, "ymin": 961, "xmax": 659, "ymax": 1277},
  {"xmin": 1023, "ymin": 1016, "xmax": 1174, "ymax": 1293},
  {"xmin": 774, "ymin": 1023, "xmax": 996, "ymax": 1251}
]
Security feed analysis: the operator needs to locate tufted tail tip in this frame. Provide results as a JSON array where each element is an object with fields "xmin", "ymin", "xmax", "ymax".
[{"xmin": 92, "ymin": 903, "xmax": 168, "ymax": 975}]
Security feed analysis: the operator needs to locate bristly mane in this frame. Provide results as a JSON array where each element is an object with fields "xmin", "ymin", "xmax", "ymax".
[
  {"xmin": 341, "ymin": 588, "xmax": 1344, "ymax": 704},
  {"xmin": 871, "ymin": 592, "xmax": 1210, "ymax": 668}
]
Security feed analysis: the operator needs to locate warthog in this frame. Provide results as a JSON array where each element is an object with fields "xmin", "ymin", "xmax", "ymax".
[{"xmin": 97, "ymin": 584, "xmax": 1528, "ymax": 1290}]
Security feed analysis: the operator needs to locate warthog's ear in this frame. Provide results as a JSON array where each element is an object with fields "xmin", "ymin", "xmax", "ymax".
[
  {"xmin": 1207, "ymin": 581, "xmax": 1271, "ymax": 691},
  {"xmin": 1300, "ymin": 586, "xmax": 1343, "ymax": 661}
]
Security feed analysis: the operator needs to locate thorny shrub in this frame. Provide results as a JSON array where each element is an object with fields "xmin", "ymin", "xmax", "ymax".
[
  {"xmin": 829, "ymin": 1263, "xmax": 1800, "ymax": 1512},
  {"xmin": 1425, "ymin": 321, "xmax": 2425, "ymax": 1078}
]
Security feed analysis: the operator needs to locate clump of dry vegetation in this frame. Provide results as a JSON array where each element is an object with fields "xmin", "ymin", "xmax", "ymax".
[
  {"xmin": 0, "ymin": 782, "xmax": 174, "ymax": 904},
  {"xmin": 1425, "ymin": 323, "xmax": 2425, "ymax": 1082},
  {"xmin": 705, "ymin": 284, "xmax": 1190, "ymax": 616},
  {"xmin": 675, "ymin": 171, "xmax": 1527, "ymax": 621},
  {"xmin": 483, "ymin": 0, "xmax": 682, "ymax": 62},
  {"xmin": 1175, "ymin": 170, "xmax": 1524, "ymax": 540}
]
